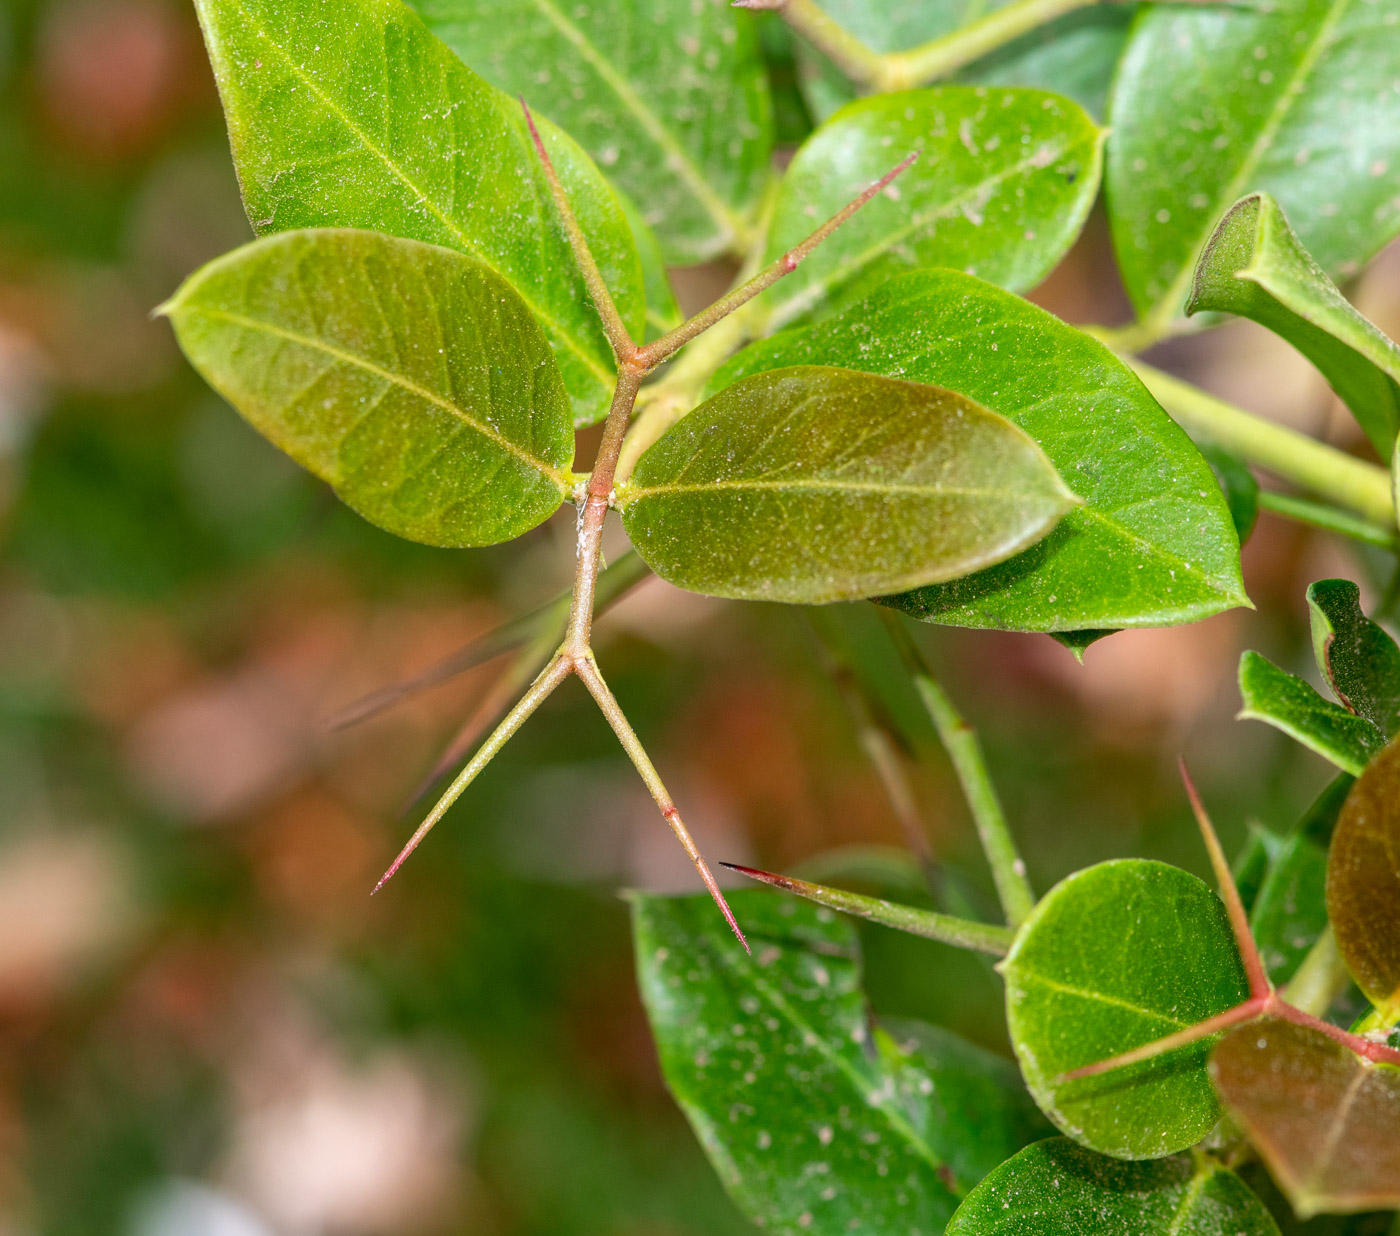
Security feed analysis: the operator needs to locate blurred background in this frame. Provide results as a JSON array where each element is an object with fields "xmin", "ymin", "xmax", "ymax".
[{"xmin": 2, "ymin": 1, "xmax": 1399, "ymax": 1233}]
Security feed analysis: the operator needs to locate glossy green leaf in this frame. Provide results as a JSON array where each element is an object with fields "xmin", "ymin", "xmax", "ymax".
[
  {"xmin": 1198, "ymin": 441, "xmax": 1260, "ymax": 546},
  {"xmin": 192, "ymin": 0, "xmax": 644, "ymax": 424},
  {"xmin": 1307, "ymin": 579, "xmax": 1400, "ymax": 739},
  {"xmin": 410, "ymin": 0, "xmax": 772, "ymax": 264},
  {"xmin": 617, "ymin": 189, "xmax": 682, "ymax": 341},
  {"xmin": 1189, "ymin": 194, "xmax": 1400, "ymax": 455},
  {"xmin": 1211, "ymin": 1019, "xmax": 1400, "ymax": 1218},
  {"xmin": 760, "ymin": 87, "xmax": 1103, "ymax": 331},
  {"xmin": 1002, "ymin": 860, "xmax": 1250, "ymax": 1160},
  {"xmin": 161, "ymin": 229, "xmax": 573, "ymax": 547},
  {"xmin": 796, "ymin": 3, "xmax": 1133, "ymax": 124},
  {"xmin": 632, "ymin": 890, "xmax": 1048, "ymax": 1234},
  {"xmin": 619, "ymin": 365, "xmax": 1077, "ymax": 605},
  {"xmin": 1237, "ymin": 651, "xmax": 1385, "ymax": 777},
  {"xmin": 946, "ymin": 1137, "xmax": 1280, "ymax": 1235},
  {"xmin": 712, "ymin": 270, "xmax": 1248, "ymax": 632},
  {"xmin": 1107, "ymin": 1, "xmax": 1400, "ymax": 326},
  {"xmin": 1326, "ymin": 735, "xmax": 1400, "ymax": 1021}
]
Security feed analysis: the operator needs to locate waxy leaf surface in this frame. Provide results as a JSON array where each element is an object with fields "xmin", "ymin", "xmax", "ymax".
[
  {"xmin": 796, "ymin": 2, "xmax": 1131, "ymax": 124},
  {"xmin": 1108, "ymin": 0, "xmax": 1400, "ymax": 326},
  {"xmin": 1237, "ymin": 650, "xmax": 1384, "ymax": 777},
  {"xmin": 411, "ymin": 0, "xmax": 772, "ymax": 264},
  {"xmin": 1326, "ymin": 735, "xmax": 1400, "ymax": 1020},
  {"xmin": 1211, "ymin": 1019, "xmax": 1400, "ymax": 1218},
  {"xmin": 632, "ymin": 890, "xmax": 1046, "ymax": 1235},
  {"xmin": 1307, "ymin": 579, "xmax": 1400, "ymax": 740},
  {"xmin": 1002, "ymin": 860, "xmax": 1250, "ymax": 1159},
  {"xmin": 946, "ymin": 1137, "xmax": 1280, "ymax": 1236},
  {"xmin": 162, "ymin": 230, "xmax": 573, "ymax": 546},
  {"xmin": 713, "ymin": 271, "xmax": 1247, "ymax": 632},
  {"xmin": 192, "ymin": 0, "xmax": 644, "ymax": 424},
  {"xmin": 619, "ymin": 365, "xmax": 1076, "ymax": 605},
  {"xmin": 1190, "ymin": 195, "xmax": 1400, "ymax": 455},
  {"xmin": 761, "ymin": 87, "xmax": 1102, "ymax": 330}
]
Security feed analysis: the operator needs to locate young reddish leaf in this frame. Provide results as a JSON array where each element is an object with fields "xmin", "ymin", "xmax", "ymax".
[
  {"xmin": 1326, "ymin": 736, "xmax": 1400, "ymax": 1022},
  {"xmin": 1210, "ymin": 1019, "xmax": 1400, "ymax": 1218}
]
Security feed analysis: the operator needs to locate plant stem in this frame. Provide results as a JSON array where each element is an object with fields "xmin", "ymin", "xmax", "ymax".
[
  {"xmin": 1257, "ymin": 491, "xmax": 1399, "ymax": 550},
  {"xmin": 884, "ymin": 617, "xmax": 1035, "ymax": 928},
  {"xmin": 1131, "ymin": 361, "xmax": 1395, "ymax": 527},
  {"xmin": 722, "ymin": 863, "xmax": 1015, "ymax": 956},
  {"xmin": 1281, "ymin": 927, "xmax": 1351, "ymax": 1019}
]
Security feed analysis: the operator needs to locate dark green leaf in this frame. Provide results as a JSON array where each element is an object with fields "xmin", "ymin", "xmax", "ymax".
[
  {"xmin": 760, "ymin": 87, "xmax": 1103, "ymax": 330},
  {"xmin": 410, "ymin": 0, "xmax": 772, "ymax": 264},
  {"xmin": 1237, "ymin": 650, "xmax": 1385, "ymax": 777},
  {"xmin": 619, "ymin": 365, "xmax": 1077, "ymax": 605},
  {"xmin": 1108, "ymin": 2, "xmax": 1400, "ymax": 327},
  {"xmin": 1002, "ymin": 860, "xmax": 1250, "ymax": 1159},
  {"xmin": 1211, "ymin": 1019, "xmax": 1400, "ymax": 1218},
  {"xmin": 1049, "ymin": 630, "xmax": 1116, "ymax": 661},
  {"xmin": 192, "ymin": 0, "xmax": 644, "ymax": 424},
  {"xmin": 1198, "ymin": 440, "xmax": 1260, "ymax": 546},
  {"xmin": 1189, "ymin": 194, "xmax": 1400, "ymax": 455},
  {"xmin": 712, "ymin": 270, "xmax": 1248, "ymax": 632},
  {"xmin": 617, "ymin": 189, "xmax": 682, "ymax": 340},
  {"xmin": 632, "ymin": 890, "xmax": 1047, "ymax": 1234},
  {"xmin": 161, "ymin": 229, "xmax": 574, "ymax": 547},
  {"xmin": 946, "ymin": 1137, "xmax": 1280, "ymax": 1235},
  {"xmin": 1326, "ymin": 736, "xmax": 1400, "ymax": 1021},
  {"xmin": 1251, "ymin": 832, "xmax": 1328, "ymax": 986},
  {"xmin": 1307, "ymin": 579, "xmax": 1400, "ymax": 739},
  {"xmin": 796, "ymin": 4, "xmax": 1132, "ymax": 124}
]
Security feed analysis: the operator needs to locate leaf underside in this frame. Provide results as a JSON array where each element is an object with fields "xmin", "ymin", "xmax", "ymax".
[
  {"xmin": 1307, "ymin": 578, "xmax": 1400, "ymax": 740},
  {"xmin": 162, "ymin": 229, "xmax": 574, "ymax": 547},
  {"xmin": 621, "ymin": 365, "xmax": 1077, "ymax": 605}
]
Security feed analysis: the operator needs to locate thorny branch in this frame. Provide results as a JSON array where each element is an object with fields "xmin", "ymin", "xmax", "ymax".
[{"xmin": 369, "ymin": 100, "xmax": 917, "ymax": 951}]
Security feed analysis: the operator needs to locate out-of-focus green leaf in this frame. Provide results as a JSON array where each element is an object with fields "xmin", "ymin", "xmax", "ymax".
[
  {"xmin": 617, "ymin": 190, "xmax": 682, "ymax": 340},
  {"xmin": 1210, "ymin": 1019, "xmax": 1400, "ymax": 1218},
  {"xmin": 796, "ymin": 3, "xmax": 1132, "ymax": 124},
  {"xmin": 946, "ymin": 1137, "xmax": 1280, "ymax": 1235},
  {"xmin": 1198, "ymin": 441, "xmax": 1260, "ymax": 546},
  {"xmin": 192, "ymin": 0, "xmax": 644, "ymax": 424},
  {"xmin": 632, "ymin": 891, "xmax": 1047, "ymax": 1235},
  {"xmin": 161, "ymin": 229, "xmax": 574, "ymax": 547},
  {"xmin": 619, "ymin": 365, "xmax": 1076, "ymax": 605},
  {"xmin": 1237, "ymin": 651, "xmax": 1385, "ymax": 777},
  {"xmin": 713, "ymin": 271, "xmax": 1248, "ymax": 632},
  {"xmin": 760, "ymin": 87, "xmax": 1102, "ymax": 331},
  {"xmin": 1189, "ymin": 195, "xmax": 1400, "ymax": 456},
  {"xmin": 1002, "ymin": 860, "xmax": 1249, "ymax": 1160},
  {"xmin": 410, "ymin": 0, "xmax": 772, "ymax": 264},
  {"xmin": 1307, "ymin": 579, "xmax": 1400, "ymax": 739},
  {"xmin": 1107, "ymin": 1, "xmax": 1400, "ymax": 327},
  {"xmin": 1326, "ymin": 736, "xmax": 1400, "ymax": 1021}
]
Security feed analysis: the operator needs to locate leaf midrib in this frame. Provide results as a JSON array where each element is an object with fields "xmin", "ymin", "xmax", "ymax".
[
  {"xmin": 226, "ymin": 0, "xmax": 613, "ymax": 390},
  {"xmin": 622, "ymin": 477, "xmax": 1050, "ymax": 501},
  {"xmin": 1146, "ymin": 0, "xmax": 1353, "ymax": 326},
  {"xmin": 198, "ymin": 306, "xmax": 572, "ymax": 487},
  {"xmin": 522, "ymin": 0, "xmax": 746, "ymax": 246},
  {"xmin": 1013, "ymin": 970, "xmax": 1194, "ymax": 1032}
]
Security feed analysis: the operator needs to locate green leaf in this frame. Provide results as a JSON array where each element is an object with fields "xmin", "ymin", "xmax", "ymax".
[
  {"xmin": 616, "ymin": 189, "xmax": 682, "ymax": 341},
  {"xmin": 1189, "ymin": 194, "xmax": 1400, "ymax": 456},
  {"xmin": 160, "ymin": 229, "xmax": 573, "ymax": 547},
  {"xmin": 1002, "ymin": 860, "xmax": 1250, "ymax": 1160},
  {"xmin": 1198, "ymin": 441, "xmax": 1260, "ymax": 546},
  {"xmin": 946, "ymin": 1137, "xmax": 1280, "ymax": 1235},
  {"xmin": 760, "ymin": 87, "xmax": 1103, "ymax": 331},
  {"xmin": 409, "ymin": 0, "xmax": 772, "ymax": 264},
  {"xmin": 192, "ymin": 0, "xmax": 644, "ymax": 424},
  {"xmin": 796, "ymin": 4, "xmax": 1133, "ymax": 124},
  {"xmin": 631, "ymin": 890, "xmax": 1048, "ymax": 1234},
  {"xmin": 1210, "ymin": 1019, "xmax": 1400, "ymax": 1218},
  {"xmin": 1326, "ymin": 735, "xmax": 1400, "ymax": 1021},
  {"xmin": 619, "ymin": 365, "xmax": 1077, "ymax": 605},
  {"xmin": 1307, "ymin": 579, "xmax": 1400, "ymax": 739},
  {"xmin": 1237, "ymin": 650, "xmax": 1385, "ymax": 777},
  {"xmin": 1107, "ymin": 1, "xmax": 1400, "ymax": 327},
  {"xmin": 712, "ymin": 270, "xmax": 1249, "ymax": 632}
]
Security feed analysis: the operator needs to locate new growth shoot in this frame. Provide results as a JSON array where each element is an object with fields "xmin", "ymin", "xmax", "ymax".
[
  {"xmin": 369, "ymin": 101, "xmax": 918, "ymax": 951},
  {"xmin": 1059, "ymin": 761, "xmax": 1400, "ymax": 1082}
]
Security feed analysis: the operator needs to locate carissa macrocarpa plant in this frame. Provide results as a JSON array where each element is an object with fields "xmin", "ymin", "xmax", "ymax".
[{"xmin": 165, "ymin": 0, "xmax": 1400, "ymax": 1229}]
